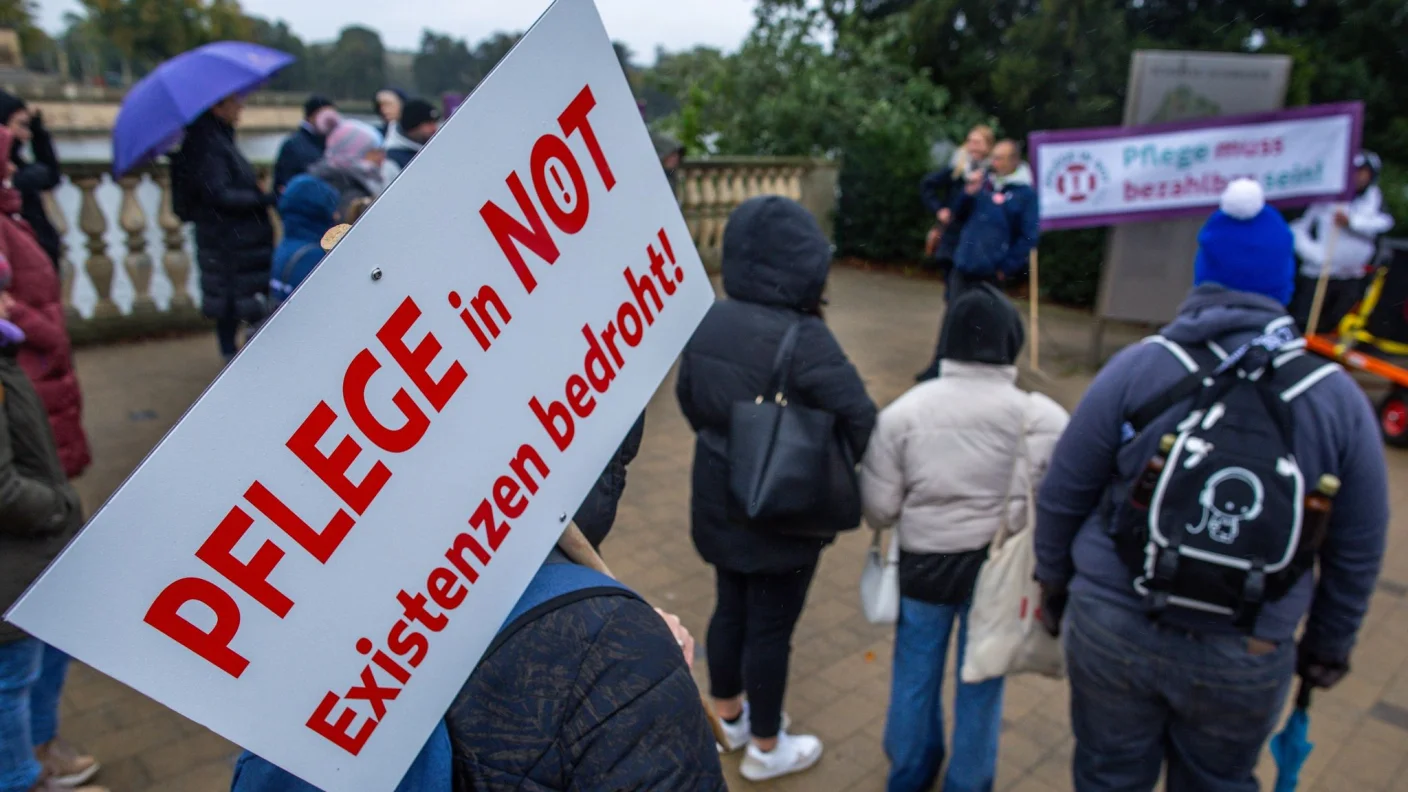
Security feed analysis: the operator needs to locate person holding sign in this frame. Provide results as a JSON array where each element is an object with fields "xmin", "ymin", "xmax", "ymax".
[
  {"xmin": 0, "ymin": 257, "xmax": 106, "ymax": 792},
  {"xmin": 1288, "ymin": 150, "xmax": 1394, "ymax": 333}
]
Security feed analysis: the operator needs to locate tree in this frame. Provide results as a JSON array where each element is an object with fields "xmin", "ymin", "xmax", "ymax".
[
  {"xmin": 413, "ymin": 30, "xmax": 475, "ymax": 96},
  {"xmin": 248, "ymin": 16, "xmax": 308, "ymax": 91},
  {"xmin": 320, "ymin": 26, "xmax": 387, "ymax": 101},
  {"xmin": 0, "ymin": 0, "xmax": 54, "ymax": 71}
]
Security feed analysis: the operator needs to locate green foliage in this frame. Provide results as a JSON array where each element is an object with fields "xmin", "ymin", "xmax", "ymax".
[{"xmin": 1038, "ymin": 229, "xmax": 1105, "ymax": 307}]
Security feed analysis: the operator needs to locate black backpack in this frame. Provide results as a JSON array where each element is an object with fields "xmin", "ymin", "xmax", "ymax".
[{"xmin": 1111, "ymin": 317, "xmax": 1342, "ymax": 631}]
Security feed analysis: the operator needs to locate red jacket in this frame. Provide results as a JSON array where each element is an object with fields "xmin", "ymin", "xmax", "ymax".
[{"xmin": 0, "ymin": 181, "xmax": 89, "ymax": 478}]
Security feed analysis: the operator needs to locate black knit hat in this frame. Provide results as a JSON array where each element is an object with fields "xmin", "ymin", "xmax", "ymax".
[
  {"xmin": 303, "ymin": 95, "xmax": 334, "ymax": 119},
  {"xmin": 399, "ymin": 98, "xmax": 440, "ymax": 131},
  {"xmin": 935, "ymin": 283, "xmax": 1026, "ymax": 366}
]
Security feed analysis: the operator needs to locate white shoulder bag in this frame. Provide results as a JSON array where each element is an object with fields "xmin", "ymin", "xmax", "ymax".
[
  {"xmin": 860, "ymin": 524, "xmax": 901, "ymax": 625},
  {"xmin": 960, "ymin": 412, "xmax": 1065, "ymax": 683}
]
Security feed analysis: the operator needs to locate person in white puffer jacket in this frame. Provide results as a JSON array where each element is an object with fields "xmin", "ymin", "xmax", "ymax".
[
  {"xmin": 860, "ymin": 283, "xmax": 1068, "ymax": 792},
  {"xmin": 1288, "ymin": 150, "xmax": 1394, "ymax": 332}
]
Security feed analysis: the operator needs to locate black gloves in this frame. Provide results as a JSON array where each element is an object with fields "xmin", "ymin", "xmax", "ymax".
[
  {"xmin": 1298, "ymin": 643, "xmax": 1349, "ymax": 690},
  {"xmin": 1037, "ymin": 580, "xmax": 1068, "ymax": 637}
]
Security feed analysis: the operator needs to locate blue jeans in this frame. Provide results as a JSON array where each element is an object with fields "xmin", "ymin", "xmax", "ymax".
[
  {"xmin": 1065, "ymin": 594, "xmax": 1295, "ymax": 792},
  {"xmin": 885, "ymin": 598, "xmax": 1004, "ymax": 792},
  {"xmin": 0, "ymin": 640, "xmax": 69, "ymax": 792}
]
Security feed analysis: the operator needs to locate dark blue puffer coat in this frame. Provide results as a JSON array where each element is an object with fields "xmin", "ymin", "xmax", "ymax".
[
  {"xmin": 952, "ymin": 163, "xmax": 1040, "ymax": 278},
  {"xmin": 270, "ymin": 175, "xmax": 338, "ymax": 305}
]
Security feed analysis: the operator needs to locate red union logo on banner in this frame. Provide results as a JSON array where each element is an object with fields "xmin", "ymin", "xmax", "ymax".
[
  {"xmin": 1043, "ymin": 150, "xmax": 1111, "ymax": 207},
  {"xmin": 1019, "ymin": 595, "xmax": 1043, "ymax": 622}
]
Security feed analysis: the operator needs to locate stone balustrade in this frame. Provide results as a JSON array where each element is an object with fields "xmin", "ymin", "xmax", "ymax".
[{"xmin": 46, "ymin": 156, "xmax": 837, "ymax": 345}]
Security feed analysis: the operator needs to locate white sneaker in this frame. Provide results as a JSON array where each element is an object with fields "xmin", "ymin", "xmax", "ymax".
[
  {"xmin": 739, "ymin": 731, "xmax": 823, "ymax": 781},
  {"xmin": 716, "ymin": 702, "xmax": 791, "ymax": 753}
]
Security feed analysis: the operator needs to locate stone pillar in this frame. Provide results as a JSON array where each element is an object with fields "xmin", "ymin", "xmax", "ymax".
[
  {"xmin": 118, "ymin": 172, "xmax": 155, "ymax": 313},
  {"xmin": 154, "ymin": 168, "xmax": 195, "ymax": 312},
  {"xmin": 74, "ymin": 173, "xmax": 118, "ymax": 319},
  {"xmin": 39, "ymin": 188, "xmax": 79, "ymax": 323}
]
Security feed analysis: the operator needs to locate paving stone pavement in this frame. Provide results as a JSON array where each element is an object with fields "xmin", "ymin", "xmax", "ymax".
[{"xmin": 53, "ymin": 265, "xmax": 1408, "ymax": 791}]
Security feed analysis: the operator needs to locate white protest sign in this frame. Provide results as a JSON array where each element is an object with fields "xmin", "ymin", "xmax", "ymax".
[
  {"xmin": 1030, "ymin": 102, "xmax": 1361, "ymax": 230},
  {"xmin": 6, "ymin": 0, "xmax": 714, "ymax": 789}
]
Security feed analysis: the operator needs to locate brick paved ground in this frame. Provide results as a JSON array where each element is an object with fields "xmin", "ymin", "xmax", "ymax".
[{"xmin": 57, "ymin": 266, "xmax": 1408, "ymax": 791}]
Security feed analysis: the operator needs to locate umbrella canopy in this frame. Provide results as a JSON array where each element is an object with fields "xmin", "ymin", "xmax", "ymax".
[
  {"xmin": 112, "ymin": 41, "xmax": 294, "ymax": 176},
  {"xmin": 1270, "ymin": 680, "xmax": 1314, "ymax": 792}
]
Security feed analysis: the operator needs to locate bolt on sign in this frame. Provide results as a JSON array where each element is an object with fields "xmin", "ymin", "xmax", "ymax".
[{"xmin": 5, "ymin": 0, "xmax": 715, "ymax": 789}]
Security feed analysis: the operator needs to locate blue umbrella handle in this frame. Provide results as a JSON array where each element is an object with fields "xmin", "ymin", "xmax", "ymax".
[{"xmin": 1295, "ymin": 678, "xmax": 1313, "ymax": 710}]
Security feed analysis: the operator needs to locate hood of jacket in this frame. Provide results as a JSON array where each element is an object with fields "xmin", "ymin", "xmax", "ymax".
[
  {"xmin": 991, "ymin": 162, "xmax": 1033, "ymax": 191},
  {"xmin": 384, "ymin": 124, "xmax": 423, "ymax": 155},
  {"xmin": 1160, "ymin": 283, "xmax": 1289, "ymax": 346},
  {"xmin": 721, "ymin": 195, "xmax": 831, "ymax": 312},
  {"xmin": 278, "ymin": 174, "xmax": 340, "ymax": 243}
]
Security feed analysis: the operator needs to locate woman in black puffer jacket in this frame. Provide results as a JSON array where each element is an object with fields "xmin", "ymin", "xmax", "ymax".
[
  {"xmin": 171, "ymin": 94, "xmax": 275, "ymax": 360},
  {"xmin": 676, "ymin": 195, "xmax": 877, "ymax": 781}
]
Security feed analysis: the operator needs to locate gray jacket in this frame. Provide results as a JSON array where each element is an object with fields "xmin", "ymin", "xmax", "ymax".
[
  {"xmin": 1035, "ymin": 285, "xmax": 1389, "ymax": 659},
  {"xmin": 0, "ymin": 352, "xmax": 83, "ymax": 644}
]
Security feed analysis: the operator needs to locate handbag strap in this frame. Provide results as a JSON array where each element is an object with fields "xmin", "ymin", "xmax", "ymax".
[
  {"xmin": 760, "ymin": 321, "xmax": 804, "ymax": 403},
  {"xmin": 992, "ymin": 402, "xmax": 1034, "ymax": 551},
  {"xmin": 870, "ymin": 524, "xmax": 900, "ymax": 564}
]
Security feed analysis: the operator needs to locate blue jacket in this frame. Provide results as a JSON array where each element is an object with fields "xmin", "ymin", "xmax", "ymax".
[
  {"xmin": 271, "ymin": 175, "xmax": 339, "ymax": 305},
  {"xmin": 952, "ymin": 164, "xmax": 1039, "ymax": 277},
  {"xmin": 274, "ymin": 126, "xmax": 326, "ymax": 195},
  {"xmin": 1035, "ymin": 285, "xmax": 1389, "ymax": 659}
]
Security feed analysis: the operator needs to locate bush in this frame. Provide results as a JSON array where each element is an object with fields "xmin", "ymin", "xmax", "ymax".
[{"xmin": 1037, "ymin": 228, "xmax": 1107, "ymax": 308}]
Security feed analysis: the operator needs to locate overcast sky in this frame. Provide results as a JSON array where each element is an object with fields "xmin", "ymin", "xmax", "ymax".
[{"xmin": 36, "ymin": 0, "xmax": 758, "ymax": 62}]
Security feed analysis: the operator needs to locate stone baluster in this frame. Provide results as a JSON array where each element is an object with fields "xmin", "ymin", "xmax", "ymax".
[
  {"xmin": 74, "ymin": 173, "xmax": 118, "ymax": 319},
  {"xmin": 787, "ymin": 167, "xmax": 805, "ymax": 201},
  {"xmin": 118, "ymin": 173, "xmax": 155, "ymax": 313},
  {"xmin": 154, "ymin": 169, "xmax": 195, "ymax": 313},
  {"xmin": 40, "ymin": 189, "xmax": 79, "ymax": 323},
  {"xmin": 680, "ymin": 167, "xmax": 703, "ymax": 247}
]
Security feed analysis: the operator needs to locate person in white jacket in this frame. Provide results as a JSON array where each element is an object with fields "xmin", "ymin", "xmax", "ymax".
[
  {"xmin": 1288, "ymin": 150, "xmax": 1394, "ymax": 332},
  {"xmin": 860, "ymin": 283, "xmax": 1069, "ymax": 792}
]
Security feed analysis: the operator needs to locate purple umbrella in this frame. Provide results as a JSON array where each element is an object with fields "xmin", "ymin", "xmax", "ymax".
[{"xmin": 112, "ymin": 41, "xmax": 294, "ymax": 176}]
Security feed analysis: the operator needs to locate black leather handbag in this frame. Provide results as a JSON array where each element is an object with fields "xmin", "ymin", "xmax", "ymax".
[{"xmin": 727, "ymin": 322, "xmax": 862, "ymax": 538}]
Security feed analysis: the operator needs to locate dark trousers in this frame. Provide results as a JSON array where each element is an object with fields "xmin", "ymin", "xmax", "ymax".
[
  {"xmin": 706, "ymin": 564, "xmax": 817, "ymax": 739},
  {"xmin": 215, "ymin": 313, "xmax": 240, "ymax": 360},
  {"xmin": 1289, "ymin": 273, "xmax": 1367, "ymax": 334},
  {"xmin": 1065, "ymin": 595, "xmax": 1295, "ymax": 792}
]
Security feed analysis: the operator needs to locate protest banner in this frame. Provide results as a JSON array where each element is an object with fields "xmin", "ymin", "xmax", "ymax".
[
  {"xmin": 5, "ymin": 0, "xmax": 714, "ymax": 789},
  {"xmin": 1030, "ymin": 102, "xmax": 1362, "ymax": 231}
]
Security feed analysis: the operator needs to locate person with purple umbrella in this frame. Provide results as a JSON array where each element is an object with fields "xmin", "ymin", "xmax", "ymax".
[{"xmin": 169, "ymin": 93, "xmax": 276, "ymax": 361}]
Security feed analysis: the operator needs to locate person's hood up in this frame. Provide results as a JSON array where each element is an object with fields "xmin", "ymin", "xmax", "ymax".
[
  {"xmin": 384, "ymin": 124, "xmax": 423, "ymax": 153},
  {"xmin": 319, "ymin": 120, "xmax": 385, "ymax": 197},
  {"xmin": 0, "ymin": 91, "xmax": 23, "ymax": 127},
  {"xmin": 935, "ymin": 282, "xmax": 1025, "ymax": 366},
  {"xmin": 278, "ymin": 174, "xmax": 340, "ymax": 243},
  {"xmin": 1160, "ymin": 283, "xmax": 1290, "ymax": 346},
  {"xmin": 371, "ymin": 86, "xmax": 408, "ymax": 116},
  {"xmin": 992, "ymin": 162, "xmax": 1033, "ymax": 190},
  {"xmin": 721, "ymin": 195, "xmax": 831, "ymax": 312}
]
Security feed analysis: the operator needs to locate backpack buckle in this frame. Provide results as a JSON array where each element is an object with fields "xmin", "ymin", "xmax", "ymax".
[
  {"xmin": 1143, "ymin": 542, "xmax": 1181, "ymax": 617},
  {"xmin": 1235, "ymin": 559, "xmax": 1268, "ymax": 632}
]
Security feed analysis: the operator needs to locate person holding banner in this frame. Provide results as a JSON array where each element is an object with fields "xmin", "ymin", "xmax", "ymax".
[
  {"xmin": 1288, "ymin": 150, "xmax": 1394, "ymax": 333},
  {"xmin": 0, "ymin": 256, "xmax": 106, "ymax": 792}
]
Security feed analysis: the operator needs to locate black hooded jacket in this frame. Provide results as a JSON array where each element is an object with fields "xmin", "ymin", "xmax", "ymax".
[
  {"xmin": 676, "ymin": 196, "xmax": 877, "ymax": 574},
  {"xmin": 171, "ymin": 112, "xmax": 275, "ymax": 322},
  {"xmin": 0, "ymin": 93, "xmax": 61, "ymax": 268}
]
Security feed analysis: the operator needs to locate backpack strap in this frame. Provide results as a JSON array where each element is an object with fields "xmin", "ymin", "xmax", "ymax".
[
  {"xmin": 1122, "ymin": 337, "xmax": 1220, "ymax": 440},
  {"xmin": 481, "ymin": 552, "xmax": 638, "ymax": 663},
  {"xmin": 272, "ymin": 243, "xmax": 321, "ymax": 300}
]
